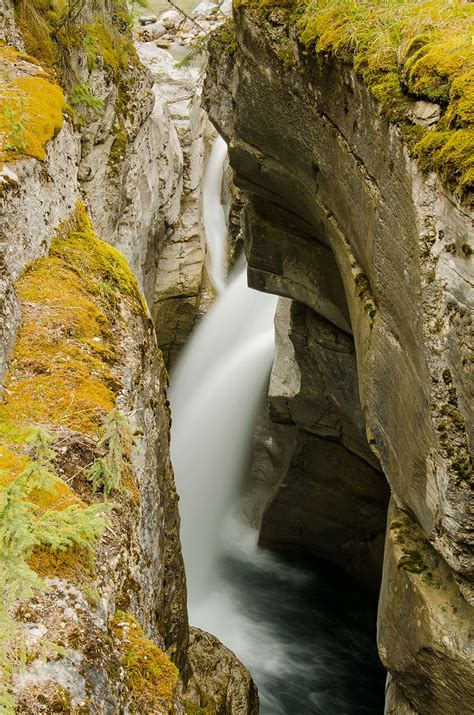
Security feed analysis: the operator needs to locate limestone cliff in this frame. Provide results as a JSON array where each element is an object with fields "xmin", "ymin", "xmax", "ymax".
[
  {"xmin": 204, "ymin": 2, "xmax": 473, "ymax": 712},
  {"xmin": 0, "ymin": 2, "xmax": 256, "ymax": 711}
]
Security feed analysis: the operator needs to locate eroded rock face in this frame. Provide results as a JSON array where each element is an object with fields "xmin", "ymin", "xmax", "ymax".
[
  {"xmin": 248, "ymin": 298, "xmax": 389, "ymax": 587},
  {"xmin": 138, "ymin": 43, "xmax": 215, "ymax": 366},
  {"xmin": 379, "ymin": 502, "xmax": 474, "ymax": 715},
  {"xmin": 205, "ymin": 6, "xmax": 472, "ymax": 579},
  {"xmin": 204, "ymin": 4, "xmax": 473, "ymax": 711},
  {"xmin": 182, "ymin": 627, "xmax": 259, "ymax": 714},
  {"xmin": 0, "ymin": 0, "xmax": 22, "ymax": 47}
]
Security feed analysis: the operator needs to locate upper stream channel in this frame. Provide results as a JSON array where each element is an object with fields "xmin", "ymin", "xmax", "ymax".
[{"xmin": 169, "ymin": 134, "xmax": 385, "ymax": 714}]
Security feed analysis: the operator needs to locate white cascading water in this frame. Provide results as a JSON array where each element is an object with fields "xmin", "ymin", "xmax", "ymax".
[
  {"xmin": 169, "ymin": 133, "xmax": 278, "ymax": 605},
  {"xmin": 202, "ymin": 135, "xmax": 228, "ymax": 293},
  {"xmin": 169, "ymin": 138, "xmax": 384, "ymax": 714}
]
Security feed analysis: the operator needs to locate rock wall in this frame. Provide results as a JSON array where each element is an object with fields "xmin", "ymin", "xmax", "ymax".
[
  {"xmin": 137, "ymin": 42, "xmax": 215, "ymax": 366},
  {"xmin": 204, "ymin": 5, "xmax": 473, "ymax": 713},
  {"xmin": 0, "ymin": 3, "xmax": 257, "ymax": 712}
]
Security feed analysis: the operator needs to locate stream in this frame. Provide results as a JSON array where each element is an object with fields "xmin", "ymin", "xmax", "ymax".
[{"xmin": 169, "ymin": 137, "xmax": 385, "ymax": 713}]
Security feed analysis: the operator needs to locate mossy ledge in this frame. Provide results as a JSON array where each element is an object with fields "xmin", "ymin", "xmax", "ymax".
[
  {"xmin": 233, "ymin": 0, "xmax": 474, "ymax": 203},
  {"xmin": 12, "ymin": 0, "xmax": 139, "ymax": 79},
  {"xmin": 0, "ymin": 201, "xmax": 148, "ymax": 710}
]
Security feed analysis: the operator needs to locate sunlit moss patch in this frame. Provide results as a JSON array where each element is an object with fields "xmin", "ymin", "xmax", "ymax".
[
  {"xmin": 0, "ymin": 45, "xmax": 65, "ymax": 165},
  {"xmin": 112, "ymin": 612, "xmax": 179, "ymax": 714}
]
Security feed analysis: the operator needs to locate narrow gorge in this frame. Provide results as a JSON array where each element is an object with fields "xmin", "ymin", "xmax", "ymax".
[{"xmin": 0, "ymin": 0, "xmax": 472, "ymax": 714}]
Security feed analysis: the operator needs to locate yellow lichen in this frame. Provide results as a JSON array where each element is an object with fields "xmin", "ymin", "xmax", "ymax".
[
  {"xmin": 0, "ymin": 46, "xmax": 65, "ymax": 165},
  {"xmin": 112, "ymin": 612, "xmax": 179, "ymax": 714}
]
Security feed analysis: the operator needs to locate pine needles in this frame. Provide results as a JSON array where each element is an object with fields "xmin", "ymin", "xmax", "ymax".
[
  {"xmin": 0, "ymin": 430, "xmax": 107, "ymax": 710},
  {"xmin": 86, "ymin": 409, "xmax": 132, "ymax": 497}
]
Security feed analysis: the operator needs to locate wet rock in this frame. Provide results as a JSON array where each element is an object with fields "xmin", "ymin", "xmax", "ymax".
[
  {"xmin": 182, "ymin": 627, "xmax": 259, "ymax": 714},
  {"xmin": 139, "ymin": 21, "xmax": 167, "ymax": 42},
  {"xmin": 139, "ymin": 14, "xmax": 158, "ymax": 25}
]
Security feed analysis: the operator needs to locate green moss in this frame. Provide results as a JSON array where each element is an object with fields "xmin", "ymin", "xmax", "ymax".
[
  {"xmin": 108, "ymin": 119, "xmax": 128, "ymax": 170},
  {"xmin": 398, "ymin": 548, "xmax": 428, "ymax": 574},
  {"xmin": 236, "ymin": 0, "xmax": 473, "ymax": 201},
  {"xmin": 391, "ymin": 516, "xmax": 436, "ymax": 580},
  {"xmin": 298, "ymin": 0, "xmax": 474, "ymax": 200},
  {"xmin": 84, "ymin": 14, "xmax": 138, "ymax": 78},
  {"xmin": 354, "ymin": 272, "xmax": 377, "ymax": 322},
  {"xmin": 13, "ymin": 0, "xmax": 138, "ymax": 82},
  {"xmin": 112, "ymin": 612, "xmax": 179, "ymax": 713},
  {"xmin": 211, "ymin": 19, "xmax": 238, "ymax": 54},
  {"xmin": 276, "ymin": 41, "xmax": 297, "ymax": 69},
  {"xmin": 182, "ymin": 700, "xmax": 214, "ymax": 715}
]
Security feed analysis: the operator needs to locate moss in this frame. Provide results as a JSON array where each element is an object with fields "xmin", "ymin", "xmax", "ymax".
[
  {"xmin": 112, "ymin": 612, "xmax": 179, "ymax": 713},
  {"xmin": 108, "ymin": 119, "xmax": 128, "ymax": 172},
  {"xmin": 0, "ymin": 202, "xmax": 150, "ymax": 707},
  {"xmin": 210, "ymin": 19, "xmax": 238, "ymax": 54},
  {"xmin": 391, "ymin": 517, "xmax": 435, "ymax": 580},
  {"xmin": 354, "ymin": 272, "xmax": 377, "ymax": 321},
  {"xmin": 439, "ymin": 403, "xmax": 464, "ymax": 428},
  {"xmin": 236, "ymin": 0, "xmax": 473, "ymax": 201},
  {"xmin": 0, "ymin": 200, "xmax": 146, "ymax": 456},
  {"xmin": 13, "ymin": 0, "xmax": 137, "ymax": 75},
  {"xmin": 28, "ymin": 543, "xmax": 94, "ymax": 581},
  {"xmin": 398, "ymin": 548, "xmax": 429, "ymax": 574},
  {"xmin": 182, "ymin": 700, "xmax": 214, "ymax": 715},
  {"xmin": 414, "ymin": 127, "xmax": 473, "ymax": 196},
  {"xmin": 0, "ymin": 201, "xmax": 145, "ymax": 565},
  {"xmin": 298, "ymin": 0, "xmax": 474, "ymax": 200},
  {"xmin": 84, "ymin": 15, "xmax": 138, "ymax": 78},
  {"xmin": 0, "ymin": 46, "xmax": 65, "ymax": 165},
  {"xmin": 276, "ymin": 42, "xmax": 297, "ymax": 69},
  {"xmin": 12, "ymin": 0, "xmax": 62, "ymax": 67},
  {"xmin": 0, "ymin": 200, "xmax": 147, "ymax": 599}
]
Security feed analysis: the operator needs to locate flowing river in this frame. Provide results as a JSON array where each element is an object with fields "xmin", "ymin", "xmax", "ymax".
[{"xmin": 169, "ymin": 137, "xmax": 385, "ymax": 713}]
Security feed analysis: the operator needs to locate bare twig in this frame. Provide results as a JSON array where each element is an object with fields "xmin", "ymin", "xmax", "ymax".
[{"xmin": 166, "ymin": 0, "xmax": 207, "ymax": 33}]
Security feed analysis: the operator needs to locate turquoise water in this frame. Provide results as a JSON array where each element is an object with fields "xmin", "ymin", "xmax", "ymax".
[{"xmin": 147, "ymin": 0, "xmax": 198, "ymax": 16}]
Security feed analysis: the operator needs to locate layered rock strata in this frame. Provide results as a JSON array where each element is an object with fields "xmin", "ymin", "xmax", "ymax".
[{"xmin": 204, "ymin": 5, "xmax": 473, "ymax": 713}]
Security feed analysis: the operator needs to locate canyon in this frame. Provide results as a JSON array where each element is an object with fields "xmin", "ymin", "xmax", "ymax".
[{"xmin": 0, "ymin": 0, "xmax": 472, "ymax": 713}]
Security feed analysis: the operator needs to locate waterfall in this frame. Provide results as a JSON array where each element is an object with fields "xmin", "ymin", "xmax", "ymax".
[
  {"xmin": 169, "ymin": 278, "xmax": 276, "ymax": 603},
  {"xmin": 169, "ymin": 138, "xmax": 384, "ymax": 714},
  {"xmin": 202, "ymin": 134, "xmax": 228, "ymax": 293}
]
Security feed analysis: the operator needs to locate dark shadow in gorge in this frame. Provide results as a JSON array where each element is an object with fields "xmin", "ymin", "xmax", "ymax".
[{"xmin": 219, "ymin": 546, "xmax": 385, "ymax": 715}]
